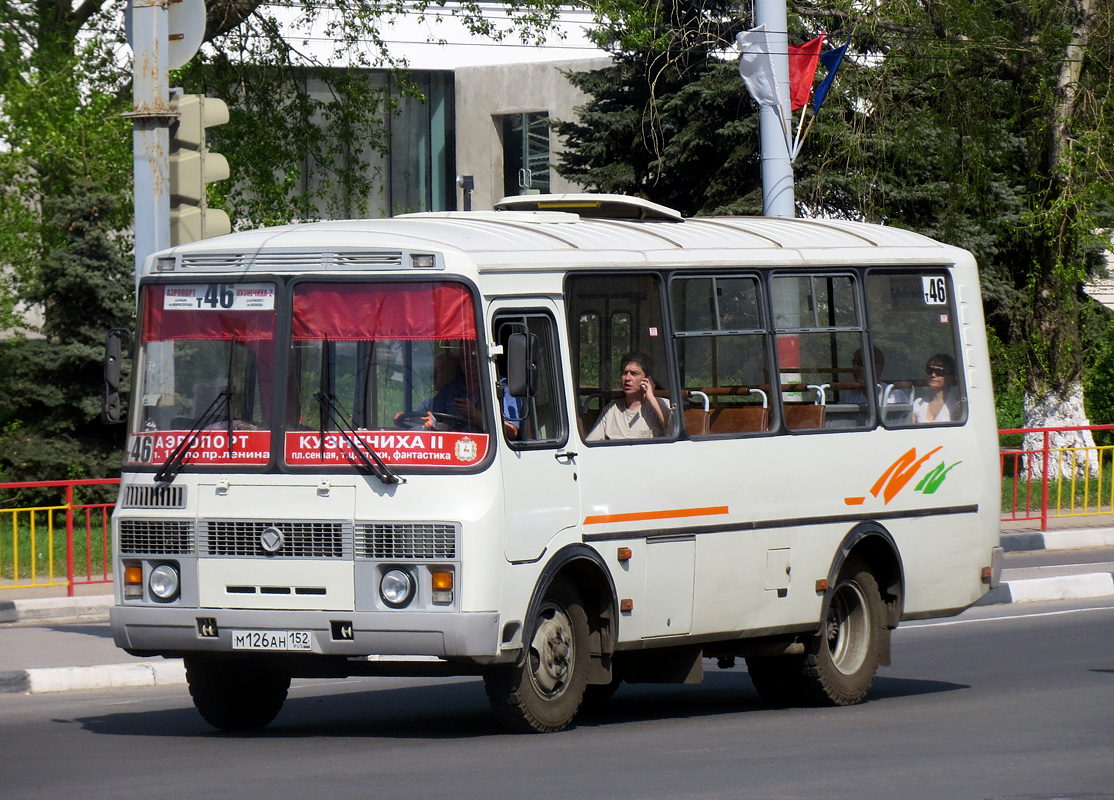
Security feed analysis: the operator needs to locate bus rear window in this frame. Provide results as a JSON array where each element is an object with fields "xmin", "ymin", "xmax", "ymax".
[{"xmin": 865, "ymin": 271, "xmax": 966, "ymax": 427}]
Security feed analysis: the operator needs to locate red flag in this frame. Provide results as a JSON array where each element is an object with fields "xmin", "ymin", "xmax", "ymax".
[{"xmin": 788, "ymin": 34, "xmax": 825, "ymax": 111}]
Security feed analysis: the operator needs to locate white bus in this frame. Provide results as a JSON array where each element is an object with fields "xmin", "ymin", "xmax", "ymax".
[{"xmin": 108, "ymin": 194, "xmax": 1003, "ymax": 733}]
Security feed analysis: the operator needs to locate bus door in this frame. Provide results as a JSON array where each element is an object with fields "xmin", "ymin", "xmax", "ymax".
[{"xmin": 493, "ymin": 306, "xmax": 580, "ymax": 562}]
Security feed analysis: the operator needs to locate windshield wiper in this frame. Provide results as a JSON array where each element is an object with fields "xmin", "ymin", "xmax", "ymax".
[
  {"xmin": 314, "ymin": 337, "xmax": 404, "ymax": 486},
  {"xmin": 154, "ymin": 389, "xmax": 231, "ymax": 483},
  {"xmin": 155, "ymin": 335, "xmax": 236, "ymax": 484}
]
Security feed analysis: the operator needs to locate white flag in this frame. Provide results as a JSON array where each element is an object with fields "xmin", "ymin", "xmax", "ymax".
[{"xmin": 736, "ymin": 26, "xmax": 785, "ymax": 109}]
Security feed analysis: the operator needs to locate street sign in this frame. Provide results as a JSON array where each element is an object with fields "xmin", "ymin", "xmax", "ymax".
[{"xmin": 125, "ymin": 0, "xmax": 207, "ymax": 70}]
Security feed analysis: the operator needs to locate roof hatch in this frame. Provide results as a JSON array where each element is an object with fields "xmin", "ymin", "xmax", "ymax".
[{"xmin": 493, "ymin": 193, "xmax": 684, "ymax": 222}]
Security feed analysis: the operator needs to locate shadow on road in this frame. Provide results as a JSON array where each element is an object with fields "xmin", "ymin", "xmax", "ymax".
[
  {"xmin": 67, "ymin": 668, "xmax": 968, "ymax": 740},
  {"xmin": 44, "ymin": 623, "xmax": 114, "ymax": 639}
]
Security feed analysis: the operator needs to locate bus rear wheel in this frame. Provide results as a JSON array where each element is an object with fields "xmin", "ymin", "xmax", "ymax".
[
  {"xmin": 484, "ymin": 579, "xmax": 589, "ymax": 733},
  {"xmin": 184, "ymin": 656, "xmax": 290, "ymax": 731},
  {"xmin": 747, "ymin": 558, "xmax": 883, "ymax": 707}
]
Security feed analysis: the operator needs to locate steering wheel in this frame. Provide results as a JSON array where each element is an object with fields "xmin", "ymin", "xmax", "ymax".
[{"xmin": 395, "ymin": 410, "xmax": 473, "ymax": 432}]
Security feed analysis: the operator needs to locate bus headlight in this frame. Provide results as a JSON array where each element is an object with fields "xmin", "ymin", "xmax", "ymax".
[
  {"xmin": 148, "ymin": 563, "xmax": 180, "ymax": 601},
  {"xmin": 380, "ymin": 569, "xmax": 414, "ymax": 608}
]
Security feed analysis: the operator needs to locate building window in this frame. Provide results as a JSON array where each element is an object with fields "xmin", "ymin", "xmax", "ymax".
[{"xmin": 502, "ymin": 112, "xmax": 550, "ymax": 196}]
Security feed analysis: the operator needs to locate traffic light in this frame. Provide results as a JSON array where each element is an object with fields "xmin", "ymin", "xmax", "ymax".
[{"xmin": 169, "ymin": 93, "xmax": 231, "ymax": 245}]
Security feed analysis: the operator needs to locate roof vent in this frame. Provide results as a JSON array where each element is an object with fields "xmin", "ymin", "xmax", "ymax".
[{"xmin": 493, "ymin": 193, "xmax": 683, "ymax": 222}]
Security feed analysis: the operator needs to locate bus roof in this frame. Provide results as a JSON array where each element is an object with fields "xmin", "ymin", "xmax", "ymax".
[{"xmin": 150, "ymin": 196, "xmax": 969, "ymax": 277}]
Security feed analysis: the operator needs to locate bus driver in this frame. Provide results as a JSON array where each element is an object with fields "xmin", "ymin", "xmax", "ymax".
[{"xmin": 586, "ymin": 352, "xmax": 672, "ymax": 441}]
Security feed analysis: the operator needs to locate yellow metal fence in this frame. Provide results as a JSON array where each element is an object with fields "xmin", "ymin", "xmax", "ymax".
[
  {"xmin": 1000, "ymin": 425, "xmax": 1114, "ymax": 530},
  {"xmin": 0, "ymin": 479, "xmax": 119, "ymax": 595}
]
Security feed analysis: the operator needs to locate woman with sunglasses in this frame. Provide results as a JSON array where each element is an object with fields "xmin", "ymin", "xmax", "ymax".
[{"xmin": 912, "ymin": 353, "xmax": 961, "ymax": 423}]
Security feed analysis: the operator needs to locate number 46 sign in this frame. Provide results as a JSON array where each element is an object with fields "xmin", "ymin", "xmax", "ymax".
[{"xmin": 922, "ymin": 276, "xmax": 947, "ymax": 305}]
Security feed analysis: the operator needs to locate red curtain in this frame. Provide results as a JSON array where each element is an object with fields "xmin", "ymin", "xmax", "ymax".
[
  {"xmin": 292, "ymin": 282, "xmax": 476, "ymax": 341},
  {"xmin": 141, "ymin": 285, "xmax": 276, "ymax": 343}
]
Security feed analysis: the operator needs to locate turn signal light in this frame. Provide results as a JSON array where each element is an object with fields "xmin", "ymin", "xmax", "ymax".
[
  {"xmin": 124, "ymin": 563, "xmax": 143, "ymax": 598},
  {"xmin": 617, "ymin": 547, "xmax": 632, "ymax": 562},
  {"xmin": 432, "ymin": 571, "xmax": 453, "ymax": 605}
]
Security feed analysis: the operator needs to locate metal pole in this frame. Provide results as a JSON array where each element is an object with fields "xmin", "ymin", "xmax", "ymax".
[
  {"xmin": 65, "ymin": 483, "xmax": 75, "ymax": 597},
  {"xmin": 755, "ymin": 0, "xmax": 795, "ymax": 218},
  {"xmin": 1041, "ymin": 430, "xmax": 1050, "ymax": 532},
  {"xmin": 129, "ymin": 0, "xmax": 171, "ymax": 288}
]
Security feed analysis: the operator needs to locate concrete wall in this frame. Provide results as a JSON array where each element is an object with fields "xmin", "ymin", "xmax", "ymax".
[{"xmin": 453, "ymin": 57, "xmax": 612, "ymax": 211}]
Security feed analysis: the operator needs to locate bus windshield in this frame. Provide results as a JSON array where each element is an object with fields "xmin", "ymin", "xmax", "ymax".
[
  {"xmin": 127, "ymin": 279, "xmax": 491, "ymax": 472},
  {"xmin": 284, "ymin": 281, "xmax": 491, "ymax": 468}
]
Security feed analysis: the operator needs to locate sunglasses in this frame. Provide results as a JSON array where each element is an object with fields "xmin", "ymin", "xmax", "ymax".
[{"xmin": 925, "ymin": 366, "xmax": 950, "ymax": 377}]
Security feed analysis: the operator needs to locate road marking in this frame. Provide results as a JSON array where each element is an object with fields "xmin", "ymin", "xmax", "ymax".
[{"xmin": 903, "ymin": 604, "xmax": 1114, "ymax": 629}]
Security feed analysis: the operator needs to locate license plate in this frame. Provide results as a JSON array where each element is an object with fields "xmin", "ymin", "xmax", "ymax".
[{"xmin": 231, "ymin": 629, "xmax": 313, "ymax": 651}]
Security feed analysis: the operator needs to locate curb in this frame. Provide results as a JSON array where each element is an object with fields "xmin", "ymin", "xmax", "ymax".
[
  {"xmin": 0, "ymin": 659, "xmax": 185, "ymax": 694},
  {"xmin": 978, "ymin": 572, "xmax": 1114, "ymax": 605},
  {"xmin": 0, "ymin": 595, "xmax": 113, "ymax": 625},
  {"xmin": 1001, "ymin": 527, "xmax": 1114, "ymax": 553}
]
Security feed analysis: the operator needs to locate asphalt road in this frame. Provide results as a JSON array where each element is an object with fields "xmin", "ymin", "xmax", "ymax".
[{"xmin": 1, "ymin": 598, "xmax": 1112, "ymax": 800}]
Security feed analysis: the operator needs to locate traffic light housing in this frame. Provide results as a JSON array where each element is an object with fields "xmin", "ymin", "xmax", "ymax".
[{"xmin": 169, "ymin": 93, "xmax": 231, "ymax": 245}]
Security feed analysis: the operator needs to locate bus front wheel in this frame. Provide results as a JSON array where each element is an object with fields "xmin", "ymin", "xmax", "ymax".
[
  {"xmin": 484, "ymin": 579, "xmax": 589, "ymax": 733},
  {"xmin": 184, "ymin": 656, "xmax": 290, "ymax": 731}
]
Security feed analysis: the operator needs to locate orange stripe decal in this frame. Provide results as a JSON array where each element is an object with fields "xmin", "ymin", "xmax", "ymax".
[
  {"xmin": 583, "ymin": 505, "xmax": 729, "ymax": 526},
  {"xmin": 844, "ymin": 496, "xmax": 866, "ymax": 506}
]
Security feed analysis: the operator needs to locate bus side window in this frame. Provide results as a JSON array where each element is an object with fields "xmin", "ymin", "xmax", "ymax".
[
  {"xmin": 669, "ymin": 274, "xmax": 773, "ymax": 437},
  {"xmin": 567, "ymin": 274, "xmax": 674, "ymax": 443},
  {"xmin": 864, "ymin": 271, "xmax": 966, "ymax": 427},
  {"xmin": 495, "ymin": 311, "xmax": 568, "ymax": 447},
  {"xmin": 770, "ymin": 273, "xmax": 870, "ymax": 432}
]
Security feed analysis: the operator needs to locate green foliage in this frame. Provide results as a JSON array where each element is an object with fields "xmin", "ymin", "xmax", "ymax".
[
  {"xmin": 556, "ymin": 0, "xmax": 762, "ymax": 215},
  {"xmin": 0, "ymin": 0, "xmax": 570, "ymax": 482},
  {"xmin": 0, "ymin": 187, "xmax": 134, "ymax": 486}
]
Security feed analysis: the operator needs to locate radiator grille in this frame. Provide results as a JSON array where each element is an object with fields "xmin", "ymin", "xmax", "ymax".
[
  {"xmin": 119, "ymin": 519, "xmax": 195, "ymax": 555},
  {"xmin": 121, "ymin": 484, "xmax": 186, "ymax": 509},
  {"xmin": 202, "ymin": 520, "xmax": 350, "ymax": 558},
  {"xmin": 356, "ymin": 522, "xmax": 458, "ymax": 560}
]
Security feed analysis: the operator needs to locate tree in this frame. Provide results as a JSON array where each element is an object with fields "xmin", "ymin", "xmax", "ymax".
[
  {"xmin": 557, "ymin": 0, "xmax": 763, "ymax": 216},
  {"xmin": 0, "ymin": 0, "xmax": 566, "ymax": 480},
  {"xmin": 0, "ymin": 185, "xmax": 134, "ymax": 486},
  {"xmin": 564, "ymin": 0, "xmax": 1114, "ymax": 440}
]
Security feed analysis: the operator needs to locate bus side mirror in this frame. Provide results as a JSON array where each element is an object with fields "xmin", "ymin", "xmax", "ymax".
[
  {"xmin": 506, "ymin": 332, "xmax": 539, "ymax": 397},
  {"xmin": 102, "ymin": 327, "xmax": 131, "ymax": 424}
]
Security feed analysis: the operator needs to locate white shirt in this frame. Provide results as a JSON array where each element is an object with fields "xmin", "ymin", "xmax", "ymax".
[
  {"xmin": 912, "ymin": 388, "xmax": 962, "ymax": 423},
  {"xmin": 586, "ymin": 400, "xmax": 669, "ymax": 441}
]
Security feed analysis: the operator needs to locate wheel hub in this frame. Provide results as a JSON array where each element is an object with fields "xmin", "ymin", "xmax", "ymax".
[
  {"xmin": 825, "ymin": 581, "xmax": 870, "ymax": 676},
  {"xmin": 529, "ymin": 604, "xmax": 573, "ymax": 696}
]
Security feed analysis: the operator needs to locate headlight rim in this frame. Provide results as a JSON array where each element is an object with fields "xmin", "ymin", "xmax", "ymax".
[
  {"xmin": 380, "ymin": 568, "xmax": 415, "ymax": 609},
  {"xmin": 148, "ymin": 562, "xmax": 181, "ymax": 602}
]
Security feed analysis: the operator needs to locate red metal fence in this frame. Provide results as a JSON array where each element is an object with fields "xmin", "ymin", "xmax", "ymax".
[
  {"xmin": 999, "ymin": 424, "xmax": 1114, "ymax": 531},
  {"xmin": 0, "ymin": 478, "xmax": 119, "ymax": 596}
]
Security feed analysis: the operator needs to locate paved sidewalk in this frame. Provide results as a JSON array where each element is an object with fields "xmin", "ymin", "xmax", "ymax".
[{"xmin": 2, "ymin": 513, "xmax": 1113, "ymax": 696}]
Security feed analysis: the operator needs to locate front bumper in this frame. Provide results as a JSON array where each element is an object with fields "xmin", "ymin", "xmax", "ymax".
[{"xmin": 111, "ymin": 605, "xmax": 502, "ymax": 662}]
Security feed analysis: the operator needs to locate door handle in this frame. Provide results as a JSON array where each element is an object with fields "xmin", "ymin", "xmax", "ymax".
[{"xmin": 554, "ymin": 451, "xmax": 577, "ymax": 463}]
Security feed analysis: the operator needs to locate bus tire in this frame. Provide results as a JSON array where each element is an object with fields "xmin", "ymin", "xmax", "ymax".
[
  {"xmin": 801, "ymin": 558, "xmax": 884, "ymax": 706},
  {"xmin": 483, "ymin": 579, "xmax": 589, "ymax": 733},
  {"xmin": 185, "ymin": 656, "xmax": 290, "ymax": 731}
]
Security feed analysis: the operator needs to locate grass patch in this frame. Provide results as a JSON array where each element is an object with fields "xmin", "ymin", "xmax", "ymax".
[{"xmin": 1001, "ymin": 472, "xmax": 1114, "ymax": 518}]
